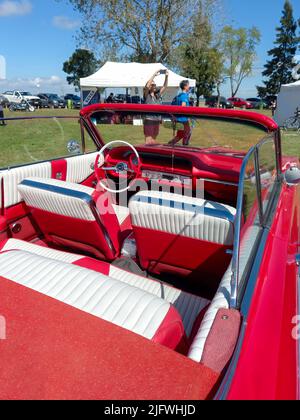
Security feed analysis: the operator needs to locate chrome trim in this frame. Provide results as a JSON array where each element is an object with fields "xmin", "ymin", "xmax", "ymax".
[
  {"xmin": 131, "ymin": 194, "xmax": 236, "ymax": 223},
  {"xmin": 230, "ymin": 146, "xmax": 255, "ymax": 308},
  {"xmin": 200, "ymin": 178, "xmax": 239, "ymax": 187},
  {"xmin": 88, "ymin": 202, "xmax": 115, "ymax": 254},
  {"xmin": 254, "ymin": 148, "xmax": 264, "ymax": 226},
  {"xmin": 230, "ymin": 133, "xmax": 280, "ymax": 309},
  {"xmin": 20, "ymin": 179, "xmax": 93, "ymax": 204}
]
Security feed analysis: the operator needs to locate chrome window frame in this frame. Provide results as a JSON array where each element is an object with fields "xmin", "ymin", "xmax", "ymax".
[{"xmin": 230, "ymin": 130, "xmax": 282, "ymax": 308}]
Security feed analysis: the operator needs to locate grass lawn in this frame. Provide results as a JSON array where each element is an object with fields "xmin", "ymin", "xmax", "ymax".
[{"xmin": 0, "ymin": 107, "xmax": 299, "ymax": 169}]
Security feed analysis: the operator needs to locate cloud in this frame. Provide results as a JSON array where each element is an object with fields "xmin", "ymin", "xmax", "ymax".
[
  {"xmin": 52, "ymin": 15, "xmax": 80, "ymax": 30},
  {"xmin": 0, "ymin": 0, "xmax": 32, "ymax": 17},
  {"xmin": 0, "ymin": 75, "xmax": 74, "ymax": 93}
]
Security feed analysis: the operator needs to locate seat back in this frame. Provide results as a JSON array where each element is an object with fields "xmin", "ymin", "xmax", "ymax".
[
  {"xmin": 129, "ymin": 191, "xmax": 236, "ymax": 278},
  {"xmin": 18, "ymin": 177, "xmax": 122, "ymax": 260}
]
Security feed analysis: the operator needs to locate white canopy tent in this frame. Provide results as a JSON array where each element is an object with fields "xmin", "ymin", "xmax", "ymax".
[
  {"xmin": 80, "ymin": 62, "xmax": 196, "ymax": 105},
  {"xmin": 274, "ymin": 80, "xmax": 300, "ymax": 126}
]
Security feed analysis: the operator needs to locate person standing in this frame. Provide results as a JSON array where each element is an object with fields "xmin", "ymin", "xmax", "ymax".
[
  {"xmin": 169, "ymin": 80, "xmax": 191, "ymax": 146},
  {"xmin": 0, "ymin": 103, "xmax": 7, "ymax": 126},
  {"xmin": 143, "ymin": 69, "xmax": 169, "ymax": 145}
]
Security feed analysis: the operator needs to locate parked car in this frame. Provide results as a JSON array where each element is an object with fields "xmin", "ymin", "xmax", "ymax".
[
  {"xmin": 227, "ymin": 97, "xmax": 253, "ymax": 109},
  {"xmin": 38, "ymin": 93, "xmax": 65, "ymax": 109},
  {"xmin": 0, "ymin": 104, "xmax": 299, "ymax": 400},
  {"xmin": 2, "ymin": 90, "xmax": 41, "ymax": 108},
  {"xmin": 37, "ymin": 94, "xmax": 51, "ymax": 108},
  {"xmin": 246, "ymin": 98, "xmax": 267, "ymax": 109},
  {"xmin": 0, "ymin": 94, "xmax": 9, "ymax": 108},
  {"xmin": 205, "ymin": 96, "xmax": 234, "ymax": 109},
  {"xmin": 64, "ymin": 94, "xmax": 81, "ymax": 109}
]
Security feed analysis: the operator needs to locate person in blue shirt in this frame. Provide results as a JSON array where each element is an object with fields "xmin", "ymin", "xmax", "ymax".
[{"xmin": 169, "ymin": 80, "xmax": 191, "ymax": 146}]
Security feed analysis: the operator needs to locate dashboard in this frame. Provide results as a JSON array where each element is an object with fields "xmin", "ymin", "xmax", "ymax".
[{"xmin": 105, "ymin": 145, "xmax": 243, "ymax": 205}]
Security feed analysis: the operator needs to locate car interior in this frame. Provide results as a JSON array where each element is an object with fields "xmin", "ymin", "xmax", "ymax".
[{"xmin": 0, "ymin": 109, "xmax": 278, "ymax": 393}]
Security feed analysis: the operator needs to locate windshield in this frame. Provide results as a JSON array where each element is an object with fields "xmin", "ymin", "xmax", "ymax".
[
  {"xmin": 20, "ymin": 92, "xmax": 32, "ymax": 96},
  {"xmin": 89, "ymin": 110, "xmax": 267, "ymax": 152}
]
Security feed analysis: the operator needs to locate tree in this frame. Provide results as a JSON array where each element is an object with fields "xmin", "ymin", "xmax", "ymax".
[
  {"xmin": 179, "ymin": 3, "xmax": 223, "ymax": 105},
  {"xmin": 63, "ymin": 49, "xmax": 99, "ymax": 88},
  {"xmin": 64, "ymin": 0, "xmax": 213, "ymax": 64},
  {"xmin": 220, "ymin": 26, "xmax": 261, "ymax": 98},
  {"xmin": 257, "ymin": 1, "xmax": 299, "ymax": 98}
]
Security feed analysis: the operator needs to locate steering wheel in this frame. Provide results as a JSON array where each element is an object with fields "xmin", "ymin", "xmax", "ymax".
[{"xmin": 95, "ymin": 140, "xmax": 141, "ymax": 193}]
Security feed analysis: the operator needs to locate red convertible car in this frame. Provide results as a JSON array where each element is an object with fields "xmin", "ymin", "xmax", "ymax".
[{"xmin": 0, "ymin": 104, "xmax": 299, "ymax": 400}]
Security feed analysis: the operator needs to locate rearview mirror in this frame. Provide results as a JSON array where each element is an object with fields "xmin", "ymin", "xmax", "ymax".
[{"xmin": 67, "ymin": 140, "xmax": 81, "ymax": 155}]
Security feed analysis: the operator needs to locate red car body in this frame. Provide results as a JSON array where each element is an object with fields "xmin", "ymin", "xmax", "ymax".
[
  {"xmin": 0, "ymin": 104, "xmax": 299, "ymax": 400},
  {"xmin": 228, "ymin": 97, "xmax": 254, "ymax": 109}
]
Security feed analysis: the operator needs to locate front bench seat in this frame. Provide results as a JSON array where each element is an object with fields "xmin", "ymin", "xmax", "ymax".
[
  {"xmin": 129, "ymin": 191, "xmax": 236, "ymax": 279},
  {"xmin": 0, "ymin": 249, "xmax": 186, "ymax": 351},
  {"xmin": 18, "ymin": 178, "xmax": 131, "ymax": 261}
]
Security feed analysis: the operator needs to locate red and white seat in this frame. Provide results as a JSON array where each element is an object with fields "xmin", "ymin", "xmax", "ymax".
[
  {"xmin": 129, "ymin": 191, "xmax": 236, "ymax": 278},
  {"xmin": 0, "ymin": 153, "xmax": 98, "ymax": 210},
  {"xmin": 0, "ymin": 239, "xmax": 235, "ymax": 364},
  {"xmin": 0, "ymin": 239, "xmax": 210, "ymax": 339},
  {"xmin": 17, "ymin": 177, "xmax": 131, "ymax": 261},
  {"xmin": 0, "ymin": 248, "xmax": 186, "ymax": 351}
]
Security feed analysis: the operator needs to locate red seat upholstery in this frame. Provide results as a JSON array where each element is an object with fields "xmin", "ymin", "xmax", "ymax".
[
  {"xmin": 18, "ymin": 178, "xmax": 131, "ymax": 261},
  {"xmin": 129, "ymin": 191, "xmax": 236, "ymax": 279}
]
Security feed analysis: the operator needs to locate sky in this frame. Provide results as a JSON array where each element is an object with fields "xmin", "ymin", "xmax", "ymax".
[{"xmin": 0, "ymin": 0, "xmax": 299, "ymax": 97}]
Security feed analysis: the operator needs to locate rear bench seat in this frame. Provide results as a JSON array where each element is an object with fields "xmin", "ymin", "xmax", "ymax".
[
  {"xmin": 0, "ymin": 239, "xmax": 235, "ymax": 364},
  {"xmin": 0, "ymin": 239, "xmax": 209, "ymax": 339},
  {"xmin": 0, "ymin": 248, "xmax": 186, "ymax": 351}
]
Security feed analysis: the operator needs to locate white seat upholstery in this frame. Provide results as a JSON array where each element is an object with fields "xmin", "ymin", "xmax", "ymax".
[
  {"xmin": 65, "ymin": 152, "xmax": 98, "ymax": 184},
  {"xmin": 0, "ymin": 249, "xmax": 185, "ymax": 349},
  {"xmin": 0, "ymin": 238, "xmax": 83, "ymax": 263},
  {"xmin": 19, "ymin": 178, "xmax": 98, "ymax": 221},
  {"xmin": 0, "ymin": 153, "xmax": 99, "ymax": 211},
  {"xmin": 130, "ymin": 191, "xmax": 236, "ymax": 245},
  {"xmin": 0, "ymin": 162, "xmax": 51, "ymax": 209},
  {"xmin": 129, "ymin": 190, "xmax": 236, "ymax": 277},
  {"xmin": 0, "ymin": 239, "xmax": 209, "ymax": 337},
  {"xmin": 108, "ymin": 265, "xmax": 209, "ymax": 337}
]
